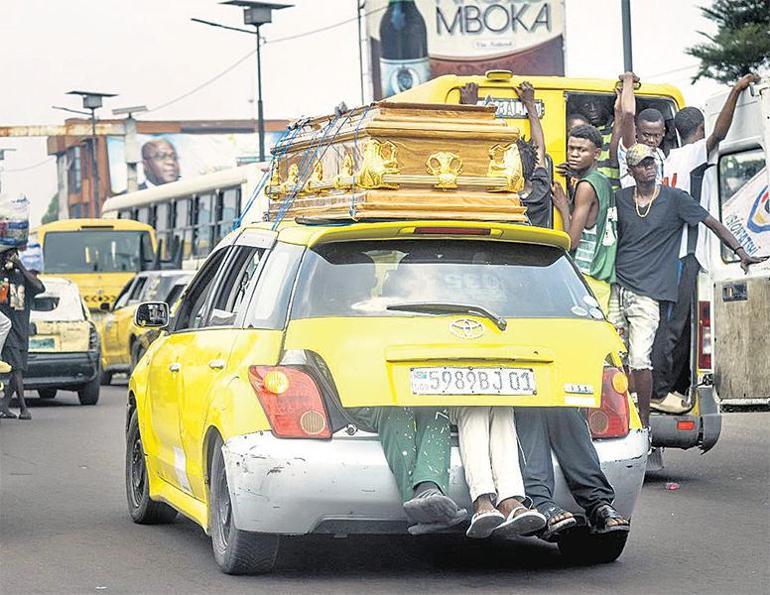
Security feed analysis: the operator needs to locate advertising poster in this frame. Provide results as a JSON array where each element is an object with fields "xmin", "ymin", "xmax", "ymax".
[
  {"xmin": 721, "ymin": 167, "xmax": 770, "ymax": 257},
  {"xmin": 367, "ymin": 0, "xmax": 566, "ymax": 99},
  {"xmin": 106, "ymin": 132, "xmax": 283, "ymax": 195}
]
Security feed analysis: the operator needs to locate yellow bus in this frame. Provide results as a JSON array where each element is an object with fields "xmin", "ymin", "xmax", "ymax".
[{"xmin": 36, "ymin": 218, "xmax": 157, "ymax": 312}]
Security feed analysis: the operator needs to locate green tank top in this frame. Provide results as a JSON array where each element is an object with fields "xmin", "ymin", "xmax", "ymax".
[{"xmin": 573, "ymin": 170, "xmax": 617, "ymax": 283}]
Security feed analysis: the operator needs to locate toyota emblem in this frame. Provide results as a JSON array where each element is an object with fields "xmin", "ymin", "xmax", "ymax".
[{"xmin": 449, "ymin": 319, "xmax": 484, "ymax": 339}]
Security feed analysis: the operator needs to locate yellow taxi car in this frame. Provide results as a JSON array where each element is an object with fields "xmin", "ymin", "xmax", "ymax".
[
  {"xmin": 126, "ymin": 219, "xmax": 647, "ymax": 574},
  {"xmin": 100, "ymin": 270, "xmax": 192, "ymax": 384}
]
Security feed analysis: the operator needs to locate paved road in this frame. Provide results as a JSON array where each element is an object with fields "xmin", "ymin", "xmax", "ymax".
[{"xmin": 2, "ymin": 383, "xmax": 768, "ymax": 594}]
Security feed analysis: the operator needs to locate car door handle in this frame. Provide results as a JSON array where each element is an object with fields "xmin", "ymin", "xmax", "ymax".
[
  {"xmin": 168, "ymin": 362, "xmax": 181, "ymax": 373},
  {"xmin": 208, "ymin": 359, "xmax": 225, "ymax": 370}
]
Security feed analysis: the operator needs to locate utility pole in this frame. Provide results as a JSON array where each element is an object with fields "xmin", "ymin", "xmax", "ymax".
[
  {"xmin": 113, "ymin": 106, "xmax": 148, "ymax": 193},
  {"xmin": 66, "ymin": 91, "xmax": 117, "ymax": 217},
  {"xmin": 621, "ymin": 0, "xmax": 633, "ymax": 72}
]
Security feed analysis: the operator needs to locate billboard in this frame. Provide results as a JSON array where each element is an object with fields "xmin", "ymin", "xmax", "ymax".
[
  {"xmin": 367, "ymin": 0, "xmax": 566, "ymax": 99},
  {"xmin": 106, "ymin": 132, "xmax": 283, "ymax": 195}
]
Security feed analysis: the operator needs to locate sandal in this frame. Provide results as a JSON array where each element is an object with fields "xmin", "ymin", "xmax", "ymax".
[
  {"xmin": 0, "ymin": 409, "xmax": 17, "ymax": 419},
  {"xmin": 493, "ymin": 497, "xmax": 546, "ymax": 538},
  {"xmin": 536, "ymin": 503, "xmax": 578, "ymax": 541},
  {"xmin": 466, "ymin": 510, "xmax": 505, "ymax": 539},
  {"xmin": 588, "ymin": 504, "xmax": 630, "ymax": 534},
  {"xmin": 18, "ymin": 411, "xmax": 31, "ymax": 420}
]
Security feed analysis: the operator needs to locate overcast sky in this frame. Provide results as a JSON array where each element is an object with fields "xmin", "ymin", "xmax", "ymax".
[{"xmin": 1, "ymin": 0, "xmax": 726, "ymax": 225}]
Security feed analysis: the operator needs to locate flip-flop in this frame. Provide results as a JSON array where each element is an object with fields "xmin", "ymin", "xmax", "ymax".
[
  {"xmin": 408, "ymin": 508, "xmax": 468, "ymax": 536},
  {"xmin": 588, "ymin": 504, "xmax": 630, "ymax": 535},
  {"xmin": 465, "ymin": 510, "xmax": 505, "ymax": 539},
  {"xmin": 0, "ymin": 410, "xmax": 17, "ymax": 419},
  {"xmin": 403, "ymin": 488, "xmax": 460, "ymax": 525},
  {"xmin": 494, "ymin": 506, "xmax": 547, "ymax": 538}
]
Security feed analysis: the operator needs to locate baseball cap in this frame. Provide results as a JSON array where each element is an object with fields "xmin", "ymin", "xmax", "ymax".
[{"xmin": 626, "ymin": 143, "xmax": 656, "ymax": 166}]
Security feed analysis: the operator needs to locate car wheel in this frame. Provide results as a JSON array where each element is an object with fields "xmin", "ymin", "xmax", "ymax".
[
  {"xmin": 557, "ymin": 527, "xmax": 629, "ymax": 564},
  {"xmin": 209, "ymin": 435, "xmax": 279, "ymax": 575},
  {"xmin": 78, "ymin": 373, "xmax": 101, "ymax": 406},
  {"xmin": 38, "ymin": 389, "xmax": 57, "ymax": 399},
  {"xmin": 100, "ymin": 369, "xmax": 112, "ymax": 386},
  {"xmin": 125, "ymin": 409, "xmax": 178, "ymax": 524}
]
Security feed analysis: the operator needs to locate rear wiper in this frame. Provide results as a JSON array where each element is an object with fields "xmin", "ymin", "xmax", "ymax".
[{"xmin": 386, "ymin": 302, "xmax": 507, "ymax": 331}]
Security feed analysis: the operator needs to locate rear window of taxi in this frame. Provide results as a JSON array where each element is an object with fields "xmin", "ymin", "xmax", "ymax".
[{"xmin": 290, "ymin": 240, "xmax": 603, "ymax": 320}]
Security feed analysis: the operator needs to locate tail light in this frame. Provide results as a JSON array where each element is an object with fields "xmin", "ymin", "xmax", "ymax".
[
  {"xmin": 248, "ymin": 366, "xmax": 331, "ymax": 440},
  {"xmin": 587, "ymin": 367, "xmax": 630, "ymax": 439},
  {"xmin": 88, "ymin": 323, "xmax": 100, "ymax": 351},
  {"xmin": 697, "ymin": 301, "xmax": 712, "ymax": 370}
]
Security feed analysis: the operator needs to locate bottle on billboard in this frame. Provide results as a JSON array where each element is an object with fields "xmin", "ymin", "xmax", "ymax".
[{"xmin": 379, "ymin": 0, "xmax": 430, "ymax": 97}]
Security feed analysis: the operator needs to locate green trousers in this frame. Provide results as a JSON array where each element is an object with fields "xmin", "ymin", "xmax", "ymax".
[{"xmin": 349, "ymin": 407, "xmax": 451, "ymax": 502}]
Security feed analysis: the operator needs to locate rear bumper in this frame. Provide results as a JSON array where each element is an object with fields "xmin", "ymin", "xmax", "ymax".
[
  {"xmin": 222, "ymin": 428, "xmax": 648, "ymax": 535},
  {"xmin": 25, "ymin": 351, "xmax": 99, "ymax": 390},
  {"xmin": 650, "ymin": 386, "xmax": 721, "ymax": 452}
]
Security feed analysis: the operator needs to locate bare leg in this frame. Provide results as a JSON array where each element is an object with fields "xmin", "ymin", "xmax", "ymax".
[{"xmin": 632, "ymin": 369, "xmax": 652, "ymax": 427}]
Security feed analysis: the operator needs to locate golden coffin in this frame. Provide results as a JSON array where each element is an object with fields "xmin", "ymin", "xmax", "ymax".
[{"xmin": 266, "ymin": 102, "xmax": 529, "ymax": 223}]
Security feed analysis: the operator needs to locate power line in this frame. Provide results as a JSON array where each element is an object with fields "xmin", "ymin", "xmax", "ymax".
[
  {"xmin": 145, "ymin": 6, "xmax": 386, "ymax": 115},
  {"xmin": 4, "ymin": 157, "xmax": 55, "ymax": 173}
]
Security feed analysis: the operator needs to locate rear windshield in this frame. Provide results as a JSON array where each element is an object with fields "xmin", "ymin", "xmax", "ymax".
[{"xmin": 290, "ymin": 240, "xmax": 601, "ymax": 320}]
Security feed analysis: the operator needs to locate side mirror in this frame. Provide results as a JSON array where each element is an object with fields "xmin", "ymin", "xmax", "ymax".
[
  {"xmin": 99, "ymin": 301, "xmax": 112, "ymax": 312},
  {"xmin": 134, "ymin": 302, "xmax": 170, "ymax": 329}
]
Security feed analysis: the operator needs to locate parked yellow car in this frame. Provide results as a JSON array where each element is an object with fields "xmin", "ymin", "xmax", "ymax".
[
  {"xmin": 100, "ymin": 270, "xmax": 192, "ymax": 384},
  {"xmin": 126, "ymin": 219, "xmax": 647, "ymax": 574}
]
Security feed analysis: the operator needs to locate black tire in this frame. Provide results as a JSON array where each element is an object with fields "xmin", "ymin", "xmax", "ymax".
[
  {"xmin": 100, "ymin": 369, "xmax": 112, "ymax": 386},
  {"xmin": 557, "ymin": 527, "xmax": 629, "ymax": 565},
  {"xmin": 209, "ymin": 435, "xmax": 279, "ymax": 575},
  {"xmin": 125, "ymin": 409, "xmax": 178, "ymax": 524},
  {"xmin": 78, "ymin": 373, "xmax": 101, "ymax": 405},
  {"xmin": 38, "ymin": 388, "xmax": 57, "ymax": 399}
]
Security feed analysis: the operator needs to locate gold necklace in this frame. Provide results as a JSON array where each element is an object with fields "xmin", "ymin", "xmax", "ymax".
[{"xmin": 634, "ymin": 185, "xmax": 660, "ymax": 218}]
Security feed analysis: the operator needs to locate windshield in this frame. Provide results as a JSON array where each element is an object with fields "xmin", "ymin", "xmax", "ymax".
[
  {"xmin": 43, "ymin": 231, "xmax": 152, "ymax": 274},
  {"xmin": 291, "ymin": 240, "xmax": 602, "ymax": 320},
  {"xmin": 140, "ymin": 274, "xmax": 190, "ymax": 303}
]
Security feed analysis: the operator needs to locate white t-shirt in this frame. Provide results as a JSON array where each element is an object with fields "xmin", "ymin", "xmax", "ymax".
[
  {"xmin": 663, "ymin": 138, "xmax": 713, "ymax": 270},
  {"xmin": 618, "ymin": 141, "xmax": 665, "ymax": 189}
]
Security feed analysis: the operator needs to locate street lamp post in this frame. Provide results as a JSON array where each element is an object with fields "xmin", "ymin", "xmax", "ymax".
[
  {"xmin": 113, "ymin": 105, "xmax": 148, "ymax": 193},
  {"xmin": 66, "ymin": 91, "xmax": 116, "ymax": 217},
  {"xmin": 0, "ymin": 148, "xmax": 17, "ymax": 193},
  {"xmin": 221, "ymin": 1, "xmax": 292, "ymax": 162}
]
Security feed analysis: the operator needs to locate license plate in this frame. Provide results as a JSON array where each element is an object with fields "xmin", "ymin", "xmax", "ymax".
[
  {"xmin": 410, "ymin": 367, "xmax": 536, "ymax": 396},
  {"xmin": 29, "ymin": 336, "xmax": 56, "ymax": 351}
]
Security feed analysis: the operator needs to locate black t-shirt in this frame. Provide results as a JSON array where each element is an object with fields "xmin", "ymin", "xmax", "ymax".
[
  {"xmin": 521, "ymin": 166, "xmax": 552, "ymax": 228},
  {"xmin": 615, "ymin": 185, "xmax": 709, "ymax": 302},
  {"xmin": 0, "ymin": 267, "xmax": 45, "ymax": 366}
]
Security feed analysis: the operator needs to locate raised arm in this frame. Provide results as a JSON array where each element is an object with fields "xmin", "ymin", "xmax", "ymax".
[
  {"xmin": 702, "ymin": 214, "xmax": 768, "ymax": 273},
  {"xmin": 618, "ymin": 72, "xmax": 638, "ymax": 149},
  {"xmin": 515, "ymin": 81, "xmax": 545, "ymax": 167},
  {"xmin": 707, "ymin": 73, "xmax": 760, "ymax": 154},
  {"xmin": 552, "ymin": 180, "xmax": 596, "ymax": 250}
]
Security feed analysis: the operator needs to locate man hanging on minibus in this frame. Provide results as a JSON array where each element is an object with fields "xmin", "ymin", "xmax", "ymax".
[
  {"xmin": 610, "ymin": 143, "xmax": 767, "ymax": 426},
  {"xmin": 651, "ymin": 73, "xmax": 761, "ymax": 413}
]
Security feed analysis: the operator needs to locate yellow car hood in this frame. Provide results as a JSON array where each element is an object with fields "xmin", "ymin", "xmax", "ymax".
[{"xmin": 283, "ymin": 316, "xmax": 625, "ymax": 408}]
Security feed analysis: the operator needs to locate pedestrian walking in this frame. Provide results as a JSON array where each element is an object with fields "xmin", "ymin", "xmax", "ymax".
[{"xmin": 0, "ymin": 248, "xmax": 45, "ymax": 420}]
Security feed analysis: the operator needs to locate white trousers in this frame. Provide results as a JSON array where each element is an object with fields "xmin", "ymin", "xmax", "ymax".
[
  {"xmin": 0, "ymin": 310, "xmax": 10, "ymax": 354},
  {"xmin": 451, "ymin": 406, "xmax": 525, "ymax": 504}
]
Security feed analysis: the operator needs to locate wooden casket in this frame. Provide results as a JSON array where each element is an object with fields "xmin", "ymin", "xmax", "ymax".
[{"xmin": 266, "ymin": 102, "xmax": 528, "ymax": 223}]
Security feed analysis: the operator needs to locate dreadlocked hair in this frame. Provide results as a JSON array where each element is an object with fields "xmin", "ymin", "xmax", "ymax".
[{"xmin": 516, "ymin": 136, "xmax": 539, "ymax": 179}]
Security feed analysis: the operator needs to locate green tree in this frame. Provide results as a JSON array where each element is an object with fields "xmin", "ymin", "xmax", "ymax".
[
  {"xmin": 41, "ymin": 193, "xmax": 59, "ymax": 224},
  {"xmin": 686, "ymin": 0, "xmax": 770, "ymax": 83}
]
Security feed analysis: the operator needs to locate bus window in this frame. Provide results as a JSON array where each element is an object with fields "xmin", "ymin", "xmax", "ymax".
[
  {"xmin": 42, "ymin": 230, "xmax": 153, "ymax": 274},
  {"xmin": 156, "ymin": 202, "xmax": 172, "ymax": 259},
  {"xmin": 718, "ymin": 148, "xmax": 768, "ymax": 262},
  {"xmin": 174, "ymin": 198, "xmax": 193, "ymax": 259},
  {"xmin": 195, "ymin": 193, "xmax": 214, "ymax": 257},
  {"xmin": 219, "ymin": 188, "xmax": 241, "ymax": 239}
]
